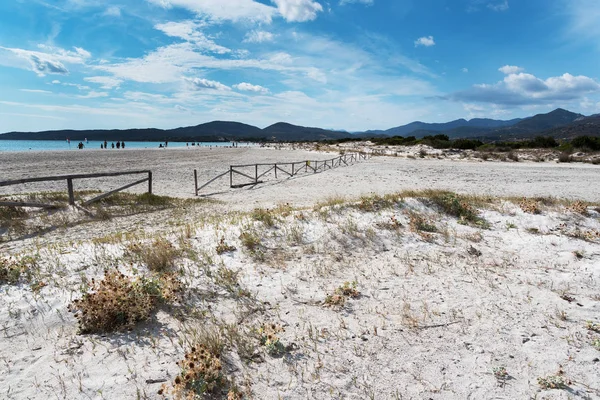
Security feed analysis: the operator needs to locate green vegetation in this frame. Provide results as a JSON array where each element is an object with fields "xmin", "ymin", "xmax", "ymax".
[{"xmin": 321, "ymin": 135, "xmax": 600, "ymax": 152}]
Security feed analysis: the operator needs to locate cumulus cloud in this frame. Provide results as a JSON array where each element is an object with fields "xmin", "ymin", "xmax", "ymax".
[
  {"xmin": 414, "ymin": 36, "xmax": 435, "ymax": 47},
  {"xmin": 154, "ymin": 21, "xmax": 231, "ymax": 54},
  {"xmin": 234, "ymin": 82, "xmax": 270, "ymax": 94},
  {"xmin": 186, "ymin": 77, "xmax": 230, "ymax": 91},
  {"xmin": 84, "ymin": 76, "xmax": 123, "ymax": 89},
  {"xmin": 499, "ymin": 65, "xmax": 524, "ymax": 74},
  {"xmin": 271, "ymin": 0, "xmax": 323, "ymax": 22},
  {"xmin": 244, "ymin": 30, "xmax": 276, "ymax": 43},
  {"xmin": 462, "ymin": 68, "xmax": 469, "ymax": 73},
  {"xmin": 447, "ymin": 71, "xmax": 600, "ymax": 105}
]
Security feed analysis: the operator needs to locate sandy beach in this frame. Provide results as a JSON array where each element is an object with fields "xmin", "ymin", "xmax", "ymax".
[
  {"xmin": 1, "ymin": 146, "xmax": 599, "ymax": 399},
  {"xmin": 1, "ymin": 146, "xmax": 599, "ymax": 206}
]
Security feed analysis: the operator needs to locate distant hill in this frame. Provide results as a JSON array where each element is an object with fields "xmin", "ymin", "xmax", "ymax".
[
  {"xmin": 0, "ymin": 121, "xmax": 266, "ymax": 142},
  {"xmin": 381, "ymin": 117, "xmax": 522, "ymax": 137},
  {"xmin": 485, "ymin": 109, "xmax": 586, "ymax": 140},
  {"xmin": 1, "ymin": 108, "xmax": 597, "ymax": 143},
  {"xmin": 262, "ymin": 122, "xmax": 349, "ymax": 141},
  {"xmin": 539, "ymin": 114, "xmax": 600, "ymax": 140}
]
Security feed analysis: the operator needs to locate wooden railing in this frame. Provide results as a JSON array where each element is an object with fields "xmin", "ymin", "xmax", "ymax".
[
  {"xmin": 0, "ymin": 170, "xmax": 152, "ymax": 208},
  {"xmin": 194, "ymin": 152, "xmax": 370, "ymax": 195}
]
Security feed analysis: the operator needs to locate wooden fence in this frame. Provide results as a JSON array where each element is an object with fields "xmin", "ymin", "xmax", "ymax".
[
  {"xmin": 0, "ymin": 170, "xmax": 152, "ymax": 208},
  {"xmin": 195, "ymin": 152, "xmax": 370, "ymax": 195}
]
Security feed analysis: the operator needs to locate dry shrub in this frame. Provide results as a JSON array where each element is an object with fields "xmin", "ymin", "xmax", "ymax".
[
  {"xmin": 68, "ymin": 269, "xmax": 181, "ymax": 333},
  {"xmin": 356, "ymin": 194, "xmax": 398, "ymax": 212},
  {"xmin": 216, "ymin": 237, "xmax": 236, "ymax": 255},
  {"xmin": 239, "ymin": 230, "xmax": 261, "ymax": 251},
  {"xmin": 558, "ymin": 152, "xmax": 573, "ymax": 163},
  {"xmin": 325, "ymin": 281, "xmax": 360, "ymax": 308},
  {"xmin": 127, "ymin": 237, "xmax": 181, "ymax": 273},
  {"xmin": 519, "ymin": 198, "xmax": 541, "ymax": 214},
  {"xmin": 258, "ymin": 323, "xmax": 286, "ymax": 356},
  {"xmin": 160, "ymin": 344, "xmax": 225, "ymax": 398},
  {"xmin": 408, "ymin": 212, "xmax": 437, "ymax": 233},
  {"xmin": 567, "ymin": 200, "xmax": 588, "ymax": 216},
  {"xmin": 251, "ymin": 208, "xmax": 276, "ymax": 227},
  {"xmin": 0, "ymin": 257, "xmax": 23, "ymax": 285}
]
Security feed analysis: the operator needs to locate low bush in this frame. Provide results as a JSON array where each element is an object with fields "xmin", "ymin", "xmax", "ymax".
[
  {"xmin": 126, "ymin": 237, "xmax": 181, "ymax": 273},
  {"xmin": 68, "ymin": 269, "xmax": 181, "ymax": 333},
  {"xmin": 159, "ymin": 343, "xmax": 226, "ymax": 398},
  {"xmin": 428, "ymin": 192, "xmax": 485, "ymax": 225},
  {"xmin": 558, "ymin": 152, "xmax": 573, "ymax": 163},
  {"xmin": 0, "ymin": 257, "xmax": 23, "ymax": 285}
]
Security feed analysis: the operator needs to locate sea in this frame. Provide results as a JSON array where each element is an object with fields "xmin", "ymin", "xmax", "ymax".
[{"xmin": 0, "ymin": 140, "xmax": 245, "ymax": 152}]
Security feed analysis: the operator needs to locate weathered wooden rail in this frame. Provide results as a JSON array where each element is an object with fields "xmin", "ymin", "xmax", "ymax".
[
  {"xmin": 0, "ymin": 170, "xmax": 152, "ymax": 208},
  {"xmin": 194, "ymin": 152, "xmax": 370, "ymax": 195}
]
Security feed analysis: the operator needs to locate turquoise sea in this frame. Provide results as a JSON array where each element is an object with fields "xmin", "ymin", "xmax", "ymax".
[{"xmin": 0, "ymin": 140, "xmax": 242, "ymax": 152}]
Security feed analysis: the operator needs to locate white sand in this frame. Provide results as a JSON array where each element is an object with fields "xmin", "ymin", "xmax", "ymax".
[
  {"xmin": 1, "ymin": 147, "xmax": 600, "ymax": 399},
  {"xmin": 1, "ymin": 147, "xmax": 599, "ymax": 208}
]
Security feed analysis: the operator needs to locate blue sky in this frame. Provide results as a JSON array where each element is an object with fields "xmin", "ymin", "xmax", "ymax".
[{"xmin": 0, "ymin": 0, "xmax": 599, "ymax": 133}]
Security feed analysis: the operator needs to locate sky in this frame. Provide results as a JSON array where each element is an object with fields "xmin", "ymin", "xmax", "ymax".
[{"xmin": 0, "ymin": 0, "xmax": 599, "ymax": 133}]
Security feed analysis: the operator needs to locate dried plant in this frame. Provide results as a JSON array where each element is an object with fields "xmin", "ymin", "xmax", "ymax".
[
  {"xmin": 325, "ymin": 281, "xmax": 360, "ymax": 308},
  {"xmin": 68, "ymin": 269, "xmax": 181, "ymax": 333},
  {"xmin": 519, "ymin": 198, "xmax": 541, "ymax": 214},
  {"xmin": 586, "ymin": 321, "xmax": 600, "ymax": 333},
  {"xmin": 216, "ymin": 237, "xmax": 236, "ymax": 255},
  {"xmin": 258, "ymin": 323, "xmax": 286, "ymax": 356},
  {"xmin": 159, "ymin": 343, "xmax": 225, "ymax": 398},
  {"xmin": 126, "ymin": 237, "xmax": 181, "ymax": 273},
  {"xmin": 567, "ymin": 200, "xmax": 588, "ymax": 216},
  {"xmin": 251, "ymin": 208, "xmax": 276, "ymax": 227},
  {"xmin": 537, "ymin": 366, "xmax": 569, "ymax": 389}
]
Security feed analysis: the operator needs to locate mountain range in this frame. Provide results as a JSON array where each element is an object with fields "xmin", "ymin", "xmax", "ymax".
[{"xmin": 1, "ymin": 108, "xmax": 598, "ymax": 143}]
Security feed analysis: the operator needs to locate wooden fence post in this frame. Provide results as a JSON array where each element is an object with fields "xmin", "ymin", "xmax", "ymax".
[
  {"xmin": 194, "ymin": 169, "xmax": 198, "ymax": 196},
  {"xmin": 67, "ymin": 178, "xmax": 75, "ymax": 205},
  {"xmin": 148, "ymin": 171, "xmax": 153, "ymax": 194},
  {"xmin": 275, "ymin": 163, "xmax": 277, "ymax": 179},
  {"xmin": 292, "ymin": 163, "xmax": 295, "ymax": 176},
  {"xmin": 255, "ymin": 164, "xmax": 258, "ymax": 183}
]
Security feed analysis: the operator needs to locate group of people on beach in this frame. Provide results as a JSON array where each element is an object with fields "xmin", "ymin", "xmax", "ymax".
[{"xmin": 100, "ymin": 141, "xmax": 125, "ymax": 149}]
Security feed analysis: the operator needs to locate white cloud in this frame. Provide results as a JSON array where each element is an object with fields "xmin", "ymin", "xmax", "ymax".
[
  {"xmin": 339, "ymin": 0, "xmax": 373, "ymax": 5},
  {"xmin": 448, "ymin": 71, "xmax": 600, "ymax": 105},
  {"xmin": 186, "ymin": 77, "xmax": 230, "ymax": 91},
  {"xmin": 271, "ymin": 0, "xmax": 323, "ymax": 22},
  {"xmin": 499, "ymin": 65, "xmax": 523, "ymax": 74},
  {"xmin": 146, "ymin": 0, "xmax": 276, "ymax": 23},
  {"xmin": 462, "ymin": 68, "xmax": 469, "ymax": 73},
  {"xmin": 487, "ymin": 0, "xmax": 509, "ymax": 11},
  {"xmin": 414, "ymin": 36, "xmax": 435, "ymax": 47},
  {"xmin": 20, "ymin": 89, "xmax": 52, "ymax": 94},
  {"xmin": 84, "ymin": 76, "xmax": 123, "ymax": 89},
  {"xmin": 244, "ymin": 30, "xmax": 276, "ymax": 43},
  {"xmin": 154, "ymin": 21, "xmax": 231, "ymax": 54},
  {"xmin": 77, "ymin": 91, "xmax": 109, "ymax": 99},
  {"xmin": 103, "ymin": 6, "xmax": 122, "ymax": 17},
  {"xmin": 234, "ymin": 82, "xmax": 270, "ymax": 94},
  {"xmin": 0, "ymin": 44, "xmax": 91, "ymax": 76}
]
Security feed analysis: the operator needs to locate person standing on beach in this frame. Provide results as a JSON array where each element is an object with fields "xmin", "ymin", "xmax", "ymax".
[
  {"xmin": 112, "ymin": 142, "xmax": 115, "ymax": 149},
  {"xmin": 116, "ymin": 141, "xmax": 121, "ymax": 149},
  {"xmin": 104, "ymin": 140, "xmax": 107, "ymax": 149},
  {"xmin": 121, "ymin": 141, "xmax": 125, "ymax": 149}
]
